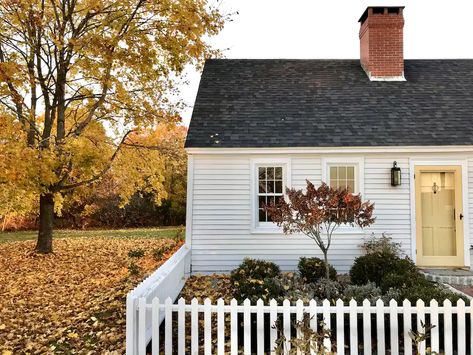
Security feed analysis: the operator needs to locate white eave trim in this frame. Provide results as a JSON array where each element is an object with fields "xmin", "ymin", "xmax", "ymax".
[{"xmin": 186, "ymin": 145, "xmax": 473, "ymax": 155}]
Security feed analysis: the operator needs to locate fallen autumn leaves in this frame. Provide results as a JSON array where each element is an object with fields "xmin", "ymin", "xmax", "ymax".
[{"xmin": 0, "ymin": 237, "xmax": 182, "ymax": 354}]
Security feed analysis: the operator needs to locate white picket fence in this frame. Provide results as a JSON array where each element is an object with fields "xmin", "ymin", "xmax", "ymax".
[
  {"xmin": 135, "ymin": 297, "xmax": 473, "ymax": 355},
  {"xmin": 126, "ymin": 245, "xmax": 191, "ymax": 355}
]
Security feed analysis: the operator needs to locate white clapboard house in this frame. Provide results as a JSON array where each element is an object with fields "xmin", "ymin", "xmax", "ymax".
[{"xmin": 184, "ymin": 6, "xmax": 473, "ymax": 274}]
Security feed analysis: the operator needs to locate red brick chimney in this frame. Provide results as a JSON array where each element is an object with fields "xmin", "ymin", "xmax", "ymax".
[{"xmin": 359, "ymin": 6, "xmax": 405, "ymax": 81}]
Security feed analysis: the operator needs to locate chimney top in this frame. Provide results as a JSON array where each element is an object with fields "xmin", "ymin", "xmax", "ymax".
[
  {"xmin": 358, "ymin": 6, "xmax": 405, "ymax": 24},
  {"xmin": 359, "ymin": 6, "xmax": 405, "ymax": 81}
]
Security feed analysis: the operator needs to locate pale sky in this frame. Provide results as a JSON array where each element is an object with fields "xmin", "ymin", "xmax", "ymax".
[{"xmin": 179, "ymin": 0, "xmax": 473, "ymax": 125}]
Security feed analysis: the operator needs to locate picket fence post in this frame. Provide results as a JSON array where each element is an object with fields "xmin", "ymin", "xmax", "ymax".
[
  {"xmin": 217, "ymin": 298, "xmax": 225, "ymax": 355},
  {"xmin": 191, "ymin": 298, "xmax": 199, "ymax": 355},
  {"xmin": 470, "ymin": 301, "xmax": 473, "ymax": 355},
  {"xmin": 244, "ymin": 298, "xmax": 251, "ymax": 354},
  {"xmin": 322, "ymin": 299, "xmax": 331, "ymax": 351},
  {"xmin": 444, "ymin": 299, "xmax": 453, "ymax": 355},
  {"xmin": 126, "ymin": 294, "xmax": 138, "ymax": 355},
  {"xmin": 204, "ymin": 298, "xmax": 212, "ymax": 355},
  {"xmin": 336, "ymin": 299, "xmax": 345, "ymax": 355},
  {"xmin": 389, "ymin": 299, "xmax": 398, "ymax": 354},
  {"xmin": 269, "ymin": 299, "xmax": 278, "ymax": 352},
  {"xmin": 362, "ymin": 299, "xmax": 371, "ymax": 355},
  {"xmin": 138, "ymin": 297, "xmax": 146, "ymax": 355},
  {"xmin": 165, "ymin": 297, "xmax": 173, "ymax": 355},
  {"xmin": 403, "ymin": 299, "xmax": 412, "ymax": 355},
  {"xmin": 349, "ymin": 299, "xmax": 357, "ymax": 355},
  {"xmin": 309, "ymin": 299, "xmax": 317, "ymax": 333},
  {"xmin": 376, "ymin": 299, "xmax": 385, "ymax": 355},
  {"xmin": 151, "ymin": 298, "xmax": 160, "ymax": 355},
  {"xmin": 430, "ymin": 299, "xmax": 439, "ymax": 353},
  {"xmin": 257, "ymin": 299, "xmax": 265, "ymax": 355},
  {"xmin": 283, "ymin": 299, "xmax": 291, "ymax": 352},
  {"xmin": 296, "ymin": 299, "xmax": 303, "ymax": 338},
  {"xmin": 230, "ymin": 298, "xmax": 238, "ymax": 355},
  {"xmin": 416, "ymin": 299, "xmax": 425, "ymax": 355},
  {"xmin": 178, "ymin": 298, "xmax": 185, "ymax": 355},
  {"xmin": 458, "ymin": 299, "xmax": 466, "ymax": 355}
]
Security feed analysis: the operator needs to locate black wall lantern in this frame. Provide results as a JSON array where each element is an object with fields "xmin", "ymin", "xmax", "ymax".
[{"xmin": 391, "ymin": 161, "xmax": 401, "ymax": 186}]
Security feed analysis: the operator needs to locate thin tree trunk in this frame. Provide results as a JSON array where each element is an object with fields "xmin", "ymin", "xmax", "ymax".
[
  {"xmin": 323, "ymin": 251, "xmax": 330, "ymax": 280},
  {"xmin": 36, "ymin": 193, "xmax": 54, "ymax": 253}
]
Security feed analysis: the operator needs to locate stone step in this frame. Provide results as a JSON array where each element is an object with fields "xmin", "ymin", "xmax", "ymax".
[{"xmin": 420, "ymin": 270, "xmax": 473, "ymax": 286}]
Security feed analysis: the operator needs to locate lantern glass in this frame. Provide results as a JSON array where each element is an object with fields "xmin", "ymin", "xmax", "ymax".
[{"xmin": 391, "ymin": 161, "xmax": 401, "ymax": 186}]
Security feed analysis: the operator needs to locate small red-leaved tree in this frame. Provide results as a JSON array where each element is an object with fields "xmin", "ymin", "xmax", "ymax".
[{"xmin": 265, "ymin": 180, "xmax": 375, "ymax": 280}]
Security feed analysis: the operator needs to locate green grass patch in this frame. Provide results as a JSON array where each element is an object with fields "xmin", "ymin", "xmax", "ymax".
[{"xmin": 0, "ymin": 226, "xmax": 184, "ymax": 243}]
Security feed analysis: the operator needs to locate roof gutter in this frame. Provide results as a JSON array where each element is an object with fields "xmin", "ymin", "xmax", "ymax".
[{"xmin": 185, "ymin": 145, "xmax": 473, "ymax": 155}]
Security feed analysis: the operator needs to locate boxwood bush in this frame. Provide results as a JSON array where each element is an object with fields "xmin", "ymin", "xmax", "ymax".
[
  {"xmin": 298, "ymin": 257, "xmax": 337, "ymax": 283},
  {"xmin": 399, "ymin": 284, "xmax": 467, "ymax": 303},
  {"xmin": 231, "ymin": 258, "xmax": 282, "ymax": 303},
  {"xmin": 349, "ymin": 252, "xmax": 418, "ymax": 286},
  {"xmin": 349, "ymin": 236, "xmax": 466, "ymax": 304}
]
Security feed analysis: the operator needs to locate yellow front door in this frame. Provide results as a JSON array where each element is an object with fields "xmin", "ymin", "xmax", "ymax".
[{"xmin": 415, "ymin": 166, "xmax": 464, "ymax": 267}]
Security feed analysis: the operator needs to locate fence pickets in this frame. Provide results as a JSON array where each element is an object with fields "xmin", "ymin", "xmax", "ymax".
[{"xmin": 137, "ymin": 297, "xmax": 470, "ymax": 355}]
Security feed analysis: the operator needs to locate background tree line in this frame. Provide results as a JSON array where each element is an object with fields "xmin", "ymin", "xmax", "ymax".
[{"xmin": 0, "ymin": 123, "xmax": 187, "ymax": 231}]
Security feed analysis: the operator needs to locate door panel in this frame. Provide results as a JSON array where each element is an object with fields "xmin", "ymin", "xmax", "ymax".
[
  {"xmin": 415, "ymin": 166, "xmax": 464, "ymax": 267},
  {"xmin": 420, "ymin": 172, "xmax": 455, "ymax": 256}
]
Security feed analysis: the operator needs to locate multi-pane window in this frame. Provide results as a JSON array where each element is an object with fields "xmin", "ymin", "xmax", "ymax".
[
  {"xmin": 329, "ymin": 165, "xmax": 356, "ymax": 193},
  {"xmin": 258, "ymin": 166, "xmax": 283, "ymax": 222}
]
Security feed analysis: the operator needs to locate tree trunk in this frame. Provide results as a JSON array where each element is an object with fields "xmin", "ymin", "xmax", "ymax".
[
  {"xmin": 323, "ymin": 251, "xmax": 330, "ymax": 280},
  {"xmin": 36, "ymin": 193, "xmax": 54, "ymax": 253}
]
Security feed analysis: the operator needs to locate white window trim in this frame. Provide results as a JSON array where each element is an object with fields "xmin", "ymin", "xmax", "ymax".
[
  {"xmin": 321, "ymin": 156, "xmax": 365, "ymax": 196},
  {"xmin": 321, "ymin": 156, "xmax": 365, "ymax": 234},
  {"xmin": 250, "ymin": 157, "xmax": 291, "ymax": 234}
]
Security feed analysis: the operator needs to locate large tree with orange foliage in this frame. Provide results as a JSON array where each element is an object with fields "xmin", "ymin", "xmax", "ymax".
[{"xmin": 0, "ymin": 0, "xmax": 226, "ymax": 252}]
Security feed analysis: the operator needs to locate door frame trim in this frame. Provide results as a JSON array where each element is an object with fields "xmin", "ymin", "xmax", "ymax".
[{"xmin": 409, "ymin": 159, "xmax": 470, "ymax": 267}]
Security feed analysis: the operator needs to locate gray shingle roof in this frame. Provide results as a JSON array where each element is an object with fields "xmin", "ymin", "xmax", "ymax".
[{"xmin": 185, "ymin": 59, "xmax": 473, "ymax": 148}]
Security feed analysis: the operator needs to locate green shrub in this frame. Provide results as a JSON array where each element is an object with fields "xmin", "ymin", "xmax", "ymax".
[
  {"xmin": 128, "ymin": 262, "xmax": 140, "ymax": 276},
  {"xmin": 361, "ymin": 233, "xmax": 402, "ymax": 257},
  {"xmin": 382, "ymin": 288, "xmax": 402, "ymax": 303},
  {"xmin": 128, "ymin": 248, "xmax": 145, "ymax": 258},
  {"xmin": 350, "ymin": 252, "xmax": 417, "ymax": 286},
  {"xmin": 152, "ymin": 242, "xmax": 177, "ymax": 261},
  {"xmin": 350, "ymin": 252, "xmax": 395, "ymax": 285},
  {"xmin": 313, "ymin": 278, "xmax": 343, "ymax": 301},
  {"xmin": 274, "ymin": 272, "xmax": 344, "ymax": 303},
  {"xmin": 275, "ymin": 273, "xmax": 318, "ymax": 303},
  {"xmin": 152, "ymin": 248, "xmax": 165, "ymax": 261},
  {"xmin": 399, "ymin": 284, "xmax": 467, "ymax": 303},
  {"xmin": 231, "ymin": 258, "xmax": 282, "ymax": 303},
  {"xmin": 298, "ymin": 257, "xmax": 337, "ymax": 283},
  {"xmin": 343, "ymin": 282, "xmax": 383, "ymax": 303},
  {"xmin": 174, "ymin": 227, "xmax": 185, "ymax": 241},
  {"xmin": 379, "ymin": 269, "xmax": 431, "ymax": 293}
]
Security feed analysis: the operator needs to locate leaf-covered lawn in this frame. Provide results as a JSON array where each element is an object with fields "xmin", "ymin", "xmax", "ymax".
[
  {"xmin": 0, "ymin": 226, "xmax": 182, "ymax": 243},
  {"xmin": 179, "ymin": 274, "xmax": 233, "ymax": 303},
  {"xmin": 0, "ymin": 236, "xmax": 182, "ymax": 354}
]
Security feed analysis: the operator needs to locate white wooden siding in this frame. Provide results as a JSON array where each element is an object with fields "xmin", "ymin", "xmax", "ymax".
[
  {"xmin": 364, "ymin": 157, "xmax": 411, "ymax": 257},
  {"xmin": 190, "ymin": 152, "xmax": 472, "ymax": 273}
]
